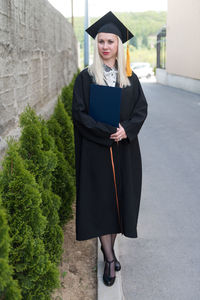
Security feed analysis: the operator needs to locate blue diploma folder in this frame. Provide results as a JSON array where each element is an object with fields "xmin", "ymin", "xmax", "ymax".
[{"xmin": 89, "ymin": 84, "xmax": 122, "ymax": 127}]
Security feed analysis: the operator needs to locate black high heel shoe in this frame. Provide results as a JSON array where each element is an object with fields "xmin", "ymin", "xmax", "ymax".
[
  {"xmin": 103, "ymin": 258, "xmax": 116, "ymax": 286},
  {"xmin": 101, "ymin": 246, "xmax": 121, "ymax": 271}
]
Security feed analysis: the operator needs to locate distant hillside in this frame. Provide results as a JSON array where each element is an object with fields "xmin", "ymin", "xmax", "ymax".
[{"xmin": 69, "ymin": 11, "xmax": 167, "ymax": 49}]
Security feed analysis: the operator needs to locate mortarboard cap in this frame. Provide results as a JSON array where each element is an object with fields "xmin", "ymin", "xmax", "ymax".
[{"xmin": 86, "ymin": 11, "xmax": 134, "ymax": 44}]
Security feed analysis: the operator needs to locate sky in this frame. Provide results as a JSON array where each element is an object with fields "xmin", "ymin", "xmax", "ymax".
[{"xmin": 48, "ymin": 0, "xmax": 167, "ymax": 18}]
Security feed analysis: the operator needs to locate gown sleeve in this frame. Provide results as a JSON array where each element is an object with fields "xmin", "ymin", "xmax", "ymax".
[
  {"xmin": 72, "ymin": 72, "xmax": 117, "ymax": 147},
  {"xmin": 120, "ymin": 76, "xmax": 148, "ymax": 143}
]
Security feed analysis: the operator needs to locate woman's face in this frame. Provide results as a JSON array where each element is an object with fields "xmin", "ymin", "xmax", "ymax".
[{"xmin": 97, "ymin": 32, "xmax": 118, "ymax": 62}]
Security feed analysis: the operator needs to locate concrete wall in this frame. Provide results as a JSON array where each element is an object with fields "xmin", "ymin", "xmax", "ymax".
[
  {"xmin": 166, "ymin": 0, "xmax": 200, "ymax": 80},
  {"xmin": 156, "ymin": 68, "xmax": 200, "ymax": 94},
  {"xmin": 0, "ymin": 0, "xmax": 78, "ymax": 157}
]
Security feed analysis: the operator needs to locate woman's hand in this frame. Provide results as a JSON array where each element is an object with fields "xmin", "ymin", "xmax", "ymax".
[{"xmin": 110, "ymin": 123, "xmax": 127, "ymax": 142}]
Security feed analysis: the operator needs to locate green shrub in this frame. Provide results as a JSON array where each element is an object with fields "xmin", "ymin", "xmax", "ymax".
[
  {"xmin": 47, "ymin": 117, "xmax": 75, "ymax": 225},
  {"xmin": 46, "ymin": 117, "xmax": 64, "ymax": 154},
  {"xmin": 0, "ymin": 141, "xmax": 59, "ymax": 299},
  {"xmin": 60, "ymin": 72, "xmax": 78, "ymax": 118},
  {"xmin": 52, "ymin": 98, "xmax": 75, "ymax": 178},
  {"xmin": 0, "ymin": 195, "xmax": 22, "ymax": 300},
  {"xmin": 0, "ymin": 72, "xmax": 78, "ymax": 298},
  {"xmin": 61, "ymin": 85, "xmax": 73, "ymax": 118},
  {"xmin": 19, "ymin": 106, "xmax": 63, "ymax": 264}
]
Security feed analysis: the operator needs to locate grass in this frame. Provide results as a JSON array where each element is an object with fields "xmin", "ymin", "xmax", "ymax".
[{"xmin": 130, "ymin": 46, "xmax": 156, "ymax": 67}]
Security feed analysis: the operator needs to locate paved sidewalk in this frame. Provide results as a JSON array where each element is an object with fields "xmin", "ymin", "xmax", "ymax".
[
  {"xmin": 97, "ymin": 81, "xmax": 200, "ymax": 299},
  {"xmin": 119, "ymin": 82, "xmax": 200, "ymax": 300}
]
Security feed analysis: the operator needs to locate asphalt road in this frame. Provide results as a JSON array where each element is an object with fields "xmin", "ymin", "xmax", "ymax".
[{"xmin": 118, "ymin": 81, "xmax": 200, "ymax": 300}]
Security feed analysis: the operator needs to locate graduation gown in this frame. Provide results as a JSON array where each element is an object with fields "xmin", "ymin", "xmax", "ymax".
[{"xmin": 72, "ymin": 68, "xmax": 148, "ymax": 241}]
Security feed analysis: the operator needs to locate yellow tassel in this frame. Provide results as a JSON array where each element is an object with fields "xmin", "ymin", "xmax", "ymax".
[{"xmin": 126, "ymin": 44, "xmax": 132, "ymax": 77}]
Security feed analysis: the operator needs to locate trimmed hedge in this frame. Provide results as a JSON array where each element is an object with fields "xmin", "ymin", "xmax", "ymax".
[
  {"xmin": 47, "ymin": 117, "xmax": 75, "ymax": 226},
  {"xmin": 52, "ymin": 98, "xmax": 75, "ymax": 178},
  {"xmin": 0, "ymin": 72, "xmax": 77, "ymax": 299},
  {"xmin": 0, "ymin": 195, "xmax": 22, "ymax": 300},
  {"xmin": 19, "ymin": 107, "xmax": 64, "ymax": 265},
  {"xmin": 0, "ymin": 141, "xmax": 59, "ymax": 299},
  {"xmin": 60, "ymin": 71, "xmax": 78, "ymax": 118}
]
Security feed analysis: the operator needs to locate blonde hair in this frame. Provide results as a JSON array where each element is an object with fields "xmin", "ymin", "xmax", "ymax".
[{"xmin": 88, "ymin": 34, "xmax": 131, "ymax": 88}]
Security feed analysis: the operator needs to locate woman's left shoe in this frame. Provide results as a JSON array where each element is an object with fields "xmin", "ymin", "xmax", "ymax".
[
  {"xmin": 103, "ymin": 258, "xmax": 116, "ymax": 286},
  {"xmin": 101, "ymin": 245, "xmax": 121, "ymax": 271}
]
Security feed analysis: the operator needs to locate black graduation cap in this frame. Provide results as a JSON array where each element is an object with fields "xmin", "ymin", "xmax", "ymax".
[{"xmin": 86, "ymin": 11, "xmax": 134, "ymax": 44}]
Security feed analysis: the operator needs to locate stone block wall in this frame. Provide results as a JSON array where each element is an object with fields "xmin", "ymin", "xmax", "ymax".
[{"xmin": 0, "ymin": 0, "xmax": 78, "ymax": 158}]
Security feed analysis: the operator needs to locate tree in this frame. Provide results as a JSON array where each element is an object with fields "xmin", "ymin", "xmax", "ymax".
[
  {"xmin": 60, "ymin": 72, "xmax": 78, "ymax": 119},
  {"xmin": 0, "ymin": 140, "xmax": 59, "ymax": 299},
  {"xmin": 47, "ymin": 117, "xmax": 75, "ymax": 226},
  {"xmin": 19, "ymin": 106, "xmax": 63, "ymax": 264},
  {"xmin": 0, "ymin": 195, "xmax": 22, "ymax": 300},
  {"xmin": 52, "ymin": 98, "xmax": 75, "ymax": 178},
  {"xmin": 142, "ymin": 35, "xmax": 148, "ymax": 48}
]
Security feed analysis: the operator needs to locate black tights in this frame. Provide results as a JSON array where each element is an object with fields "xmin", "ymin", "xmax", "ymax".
[{"xmin": 99, "ymin": 233, "xmax": 117, "ymax": 277}]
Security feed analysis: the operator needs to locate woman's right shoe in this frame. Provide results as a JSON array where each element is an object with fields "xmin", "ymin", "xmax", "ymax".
[
  {"xmin": 103, "ymin": 258, "xmax": 116, "ymax": 287},
  {"xmin": 112, "ymin": 248, "xmax": 121, "ymax": 271},
  {"xmin": 101, "ymin": 245, "xmax": 121, "ymax": 271}
]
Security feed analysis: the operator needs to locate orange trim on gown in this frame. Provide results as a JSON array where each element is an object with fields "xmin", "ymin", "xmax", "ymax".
[{"xmin": 110, "ymin": 144, "xmax": 123, "ymax": 233}]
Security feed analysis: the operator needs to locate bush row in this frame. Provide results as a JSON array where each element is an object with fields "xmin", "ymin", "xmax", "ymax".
[{"xmin": 0, "ymin": 71, "xmax": 78, "ymax": 299}]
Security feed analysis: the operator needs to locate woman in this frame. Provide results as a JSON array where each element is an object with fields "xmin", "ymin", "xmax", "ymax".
[{"xmin": 72, "ymin": 11, "xmax": 148, "ymax": 287}]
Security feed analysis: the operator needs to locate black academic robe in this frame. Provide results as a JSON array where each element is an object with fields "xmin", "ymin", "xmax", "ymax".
[{"xmin": 72, "ymin": 68, "xmax": 148, "ymax": 241}]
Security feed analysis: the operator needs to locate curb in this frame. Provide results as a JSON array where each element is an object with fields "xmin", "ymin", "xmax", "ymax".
[{"xmin": 97, "ymin": 237, "xmax": 125, "ymax": 300}]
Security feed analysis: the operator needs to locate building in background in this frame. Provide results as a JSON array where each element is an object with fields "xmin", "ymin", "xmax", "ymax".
[{"xmin": 156, "ymin": 0, "xmax": 200, "ymax": 94}]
